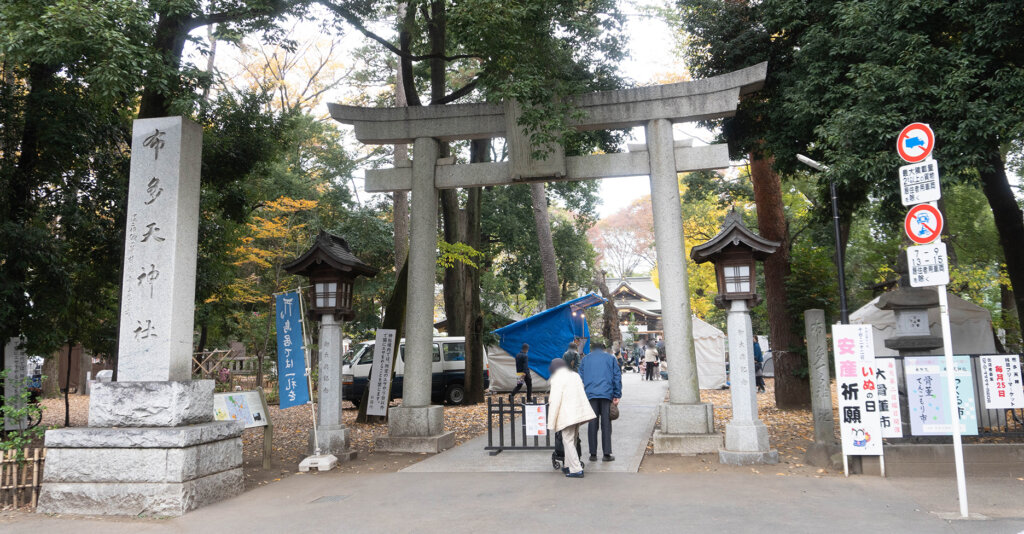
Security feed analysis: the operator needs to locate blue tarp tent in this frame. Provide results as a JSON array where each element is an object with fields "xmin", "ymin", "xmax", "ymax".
[{"xmin": 492, "ymin": 293, "xmax": 606, "ymax": 380}]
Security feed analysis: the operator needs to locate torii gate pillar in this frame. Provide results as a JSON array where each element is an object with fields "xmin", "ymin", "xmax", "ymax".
[{"xmin": 646, "ymin": 119, "xmax": 721, "ymax": 453}]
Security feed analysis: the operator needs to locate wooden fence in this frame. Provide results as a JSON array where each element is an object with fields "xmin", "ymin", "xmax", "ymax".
[{"xmin": 1, "ymin": 448, "xmax": 46, "ymax": 509}]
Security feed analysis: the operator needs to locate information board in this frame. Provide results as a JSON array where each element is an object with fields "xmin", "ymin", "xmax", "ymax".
[
  {"xmin": 907, "ymin": 242, "xmax": 950, "ymax": 288},
  {"xmin": 832, "ymin": 324, "xmax": 883, "ymax": 456},
  {"xmin": 905, "ymin": 356, "xmax": 978, "ymax": 436},
  {"xmin": 214, "ymin": 391, "xmax": 269, "ymax": 429},
  {"xmin": 899, "ymin": 160, "xmax": 941, "ymax": 206},
  {"xmin": 876, "ymin": 357, "xmax": 903, "ymax": 438},
  {"xmin": 979, "ymin": 355, "xmax": 1024, "ymax": 409},
  {"xmin": 3, "ymin": 337, "xmax": 28, "ymax": 431},
  {"xmin": 366, "ymin": 329, "xmax": 397, "ymax": 417},
  {"xmin": 524, "ymin": 403, "xmax": 547, "ymax": 436}
]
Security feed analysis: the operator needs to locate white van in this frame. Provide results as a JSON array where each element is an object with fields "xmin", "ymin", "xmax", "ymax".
[{"xmin": 342, "ymin": 336, "xmax": 488, "ymax": 405}]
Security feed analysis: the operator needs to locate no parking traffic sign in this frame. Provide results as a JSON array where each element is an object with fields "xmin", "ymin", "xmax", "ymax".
[
  {"xmin": 897, "ymin": 123, "xmax": 935, "ymax": 163},
  {"xmin": 904, "ymin": 203, "xmax": 943, "ymax": 244}
]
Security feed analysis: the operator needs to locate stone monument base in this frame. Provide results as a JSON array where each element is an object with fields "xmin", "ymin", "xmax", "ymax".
[
  {"xmin": 308, "ymin": 424, "xmax": 357, "ymax": 461},
  {"xmin": 719, "ymin": 449, "xmax": 779, "ymax": 465},
  {"xmin": 804, "ymin": 441, "xmax": 843, "ymax": 469},
  {"xmin": 375, "ymin": 405, "xmax": 455, "ymax": 453},
  {"xmin": 37, "ymin": 421, "xmax": 243, "ymax": 517},
  {"xmin": 653, "ymin": 403, "xmax": 723, "ymax": 454}
]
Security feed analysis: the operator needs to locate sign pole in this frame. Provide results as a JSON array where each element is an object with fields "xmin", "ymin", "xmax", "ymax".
[{"xmin": 937, "ymin": 284, "xmax": 969, "ymax": 517}]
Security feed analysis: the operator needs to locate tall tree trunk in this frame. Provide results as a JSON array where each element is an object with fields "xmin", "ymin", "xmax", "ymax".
[
  {"xmin": 63, "ymin": 342, "xmax": 72, "ymax": 427},
  {"xmin": 594, "ymin": 270, "xmax": 622, "ymax": 346},
  {"xmin": 749, "ymin": 155, "xmax": 810, "ymax": 408},
  {"xmin": 201, "ymin": 24, "xmax": 218, "ymax": 104},
  {"xmin": 1001, "ymin": 284, "xmax": 1021, "ymax": 352},
  {"xmin": 392, "ymin": 3, "xmax": 411, "ymax": 269},
  {"xmin": 978, "ymin": 149, "xmax": 1024, "ymax": 341},
  {"xmin": 530, "ymin": 182, "xmax": 561, "ymax": 309},
  {"xmin": 138, "ymin": 13, "xmax": 191, "ymax": 119},
  {"xmin": 463, "ymin": 140, "xmax": 488, "ymax": 404}
]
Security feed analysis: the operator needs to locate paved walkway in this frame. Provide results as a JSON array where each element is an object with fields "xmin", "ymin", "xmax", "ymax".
[
  {"xmin": 403, "ymin": 371, "xmax": 667, "ymax": 473},
  {"xmin": 9, "ymin": 472, "xmax": 1023, "ymax": 533}
]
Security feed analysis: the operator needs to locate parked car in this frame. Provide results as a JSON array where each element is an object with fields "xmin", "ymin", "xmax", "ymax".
[{"xmin": 342, "ymin": 336, "xmax": 488, "ymax": 406}]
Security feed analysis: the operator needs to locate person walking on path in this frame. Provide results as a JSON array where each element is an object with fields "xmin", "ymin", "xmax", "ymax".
[
  {"xmin": 510, "ymin": 343, "xmax": 533, "ymax": 403},
  {"xmin": 547, "ymin": 358, "xmax": 596, "ymax": 478},
  {"xmin": 632, "ymin": 342, "xmax": 643, "ymax": 373},
  {"xmin": 579, "ymin": 342, "xmax": 621, "ymax": 462},
  {"xmin": 753, "ymin": 337, "xmax": 766, "ymax": 393},
  {"xmin": 644, "ymin": 341, "xmax": 659, "ymax": 381},
  {"xmin": 562, "ymin": 341, "xmax": 581, "ymax": 372}
]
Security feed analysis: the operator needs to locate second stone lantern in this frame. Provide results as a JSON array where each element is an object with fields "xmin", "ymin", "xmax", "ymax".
[
  {"xmin": 691, "ymin": 210, "xmax": 780, "ymax": 465},
  {"xmin": 284, "ymin": 230, "xmax": 377, "ymax": 458}
]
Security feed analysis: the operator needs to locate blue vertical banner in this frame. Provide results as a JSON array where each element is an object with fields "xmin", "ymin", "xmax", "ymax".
[{"xmin": 276, "ymin": 291, "xmax": 310, "ymax": 409}]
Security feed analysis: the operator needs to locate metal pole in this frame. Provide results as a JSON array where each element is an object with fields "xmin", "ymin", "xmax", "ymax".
[
  {"xmin": 938, "ymin": 284, "xmax": 969, "ymax": 517},
  {"xmin": 297, "ymin": 288, "xmax": 321, "ymax": 456},
  {"xmin": 830, "ymin": 179, "xmax": 849, "ymax": 324}
]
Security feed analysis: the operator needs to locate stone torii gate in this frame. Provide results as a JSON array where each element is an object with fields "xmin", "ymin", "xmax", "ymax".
[{"xmin": 330, "ymin": 62, "xmax": 768, "ymax": 453}]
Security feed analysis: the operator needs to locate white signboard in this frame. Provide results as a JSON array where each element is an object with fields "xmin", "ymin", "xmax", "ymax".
[
  {"xmin": 979, "ymin": 355, "xmax": 1024, "ymax": 409},
  {"xmin": 876, "ymin": 357, "xmax": 903, "ymax": 438},
  {"xmin": 899, "ymin": 160, "xmax": 941, "ymax": 206},
  {"xmin": 832, "ymin": 324, "xmax": 883, "ymax": 456},
  {"xmin": 214, "ymin": 391, "xmax": 268, "ymax": 429},
  {"xmin": 4, "ymin": 337, "xmax": 28, "ymax": 431},
  {"xmin": 366, "ymin": 329, "xmax": 397, "ymax": 417},
  {"xmin": 907, "ymin": 242, "xmax": 949, "ymax": 287},
  {"xmin": 524, "ymin": 403, "xmax": 547, "ymax": 436}
]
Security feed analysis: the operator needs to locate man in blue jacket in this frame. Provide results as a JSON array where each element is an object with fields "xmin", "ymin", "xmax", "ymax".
[{"xmin": 578, "ymin": 341, "xmax": 622, "ymax": 462}]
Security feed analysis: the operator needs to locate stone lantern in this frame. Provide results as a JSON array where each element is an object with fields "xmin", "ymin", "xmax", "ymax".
[
  {"xmin": 691, "ymin": 210, "xmax": 780, "ymax": 465},
  {"xmin": 284, "ymin": 231, "xmax": 377, "ymax": 457}
]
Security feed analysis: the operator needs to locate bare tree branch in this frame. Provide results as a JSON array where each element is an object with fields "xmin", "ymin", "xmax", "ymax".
[{"xmin": 431, "ymin": 78, "xmax": 478, "ymax": 105}]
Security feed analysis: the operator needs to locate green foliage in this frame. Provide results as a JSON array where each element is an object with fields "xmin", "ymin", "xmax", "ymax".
[{"xmin": 0, "ymin": 371, "xmax": 47, "ymax": 457}]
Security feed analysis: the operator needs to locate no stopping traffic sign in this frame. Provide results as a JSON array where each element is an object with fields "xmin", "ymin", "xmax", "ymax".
[{"xmin": 904, "ymin": 204, "xmax": 944, "ymax": 244}]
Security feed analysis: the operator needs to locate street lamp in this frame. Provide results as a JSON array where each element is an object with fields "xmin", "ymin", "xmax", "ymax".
[{"xmin": 797, "ymin": 154, "xmax": 849, "ymax": 325}]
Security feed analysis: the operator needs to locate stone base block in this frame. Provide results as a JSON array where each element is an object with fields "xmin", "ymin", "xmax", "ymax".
[
  {"xmin": 724, "ymin": 420, "xmax": 770, "ymax": 452},
  {"xmin": 38, "ymin": 421, "xmax": 242, "ymax": 517},
  {"xmin": 37, "ymin": 468, "xmax": 243, "ymax": 517},
  {"xmin": 308, "ymin": 425, "xmax": 355, "ymax": 461},
  {"xmin": 387, "ymin": 405, "xmax": 445, "ymax": 437},
  {"xmin": 652, "ymin": 431, "xmax": 723, "ymax": 454},
  {"xmin": 804, "ymin": 441, "xmax": 842, "ymax": 469},
  {"xmin": 659, "ymin": 403, "xmax": 715, "ymax": 434},
  {"xmin": 89, "ymin": 380, "xmax": 214, "ymax": 427},
  {"xmin": 719, "ymin": 449, "xmax": 779, "ymax": 466},
  {"xmin": 376, "ymin": 432, "xmax": 455, "ymax": 453}
]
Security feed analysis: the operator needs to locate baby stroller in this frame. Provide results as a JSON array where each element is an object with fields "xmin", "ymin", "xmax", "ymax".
[{"xmin": 551, "ymin": 430, "xmax": 584, "ymax": 471}]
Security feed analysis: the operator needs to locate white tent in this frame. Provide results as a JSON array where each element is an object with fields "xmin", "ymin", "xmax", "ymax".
[
  {"xmin": 849, "ymin": 290, "xmax": 997, "ymax": 356},
  {"xmin": 487, "ymin": 346, "xmax": 550, "ymax": 393},
  {"xmin": 693, "ymin": 315, "xmax": 728, "ymax": 389}
]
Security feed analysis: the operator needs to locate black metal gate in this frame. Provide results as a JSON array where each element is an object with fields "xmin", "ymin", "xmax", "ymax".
[{"xmin": 485, "ymin": 397, "xmax": 554, "ymax": 455}]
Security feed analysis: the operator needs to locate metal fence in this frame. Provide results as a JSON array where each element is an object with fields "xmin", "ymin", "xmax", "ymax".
[{"xmin": 486, "ymin": 397, "xmax": 554, "ymax": 455}]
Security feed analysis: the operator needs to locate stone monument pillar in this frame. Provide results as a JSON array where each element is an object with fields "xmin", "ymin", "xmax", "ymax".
[
  {"xmin": 646, "ymin": 119, "xmax": 723, "ymax": 454},
  {"xmin": 376, "ymin": 137, "xmax": 454, "ymax": 453},
  {"xmin": 4, "ymin": 338, "xmax": 28, "ymax": 431},
  {"xmin": 38, "ymin": 117, "xmax": 243, "ymax": 517},
  {"xmin": 311, "ymin": 313, "xmax": 353, "ymax": 458},
  {"xmin": 719, "ymin": 299, "xmax": 778, "ymax": 464},
  {"xmin": 803, "ymin": 309, "xmax": 841, "ymax": 468}
]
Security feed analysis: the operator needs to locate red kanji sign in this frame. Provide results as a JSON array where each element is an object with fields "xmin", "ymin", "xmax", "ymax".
[
  {"xmin": 904, "ymin": 203, "xmax": 943, "ymax": 244},
  {"xmin": 897, "ymin": 123, "xmax": 935, "ymax": 163}
]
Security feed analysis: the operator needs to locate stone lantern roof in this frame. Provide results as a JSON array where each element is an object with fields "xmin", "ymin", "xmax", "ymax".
[
  {"xmin": 690, "ymin": 210, "xmax": 780, "ymax": 264},
  {"xmin": 283, "ymin": 230, "xmax": 378, "ymax": 278}
]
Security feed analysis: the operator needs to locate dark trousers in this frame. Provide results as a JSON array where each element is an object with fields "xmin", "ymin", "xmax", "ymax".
[
  {"xmin": 510, "ymin": 372, "xmax": 532, "ymax": 401},
  {"xmin": 645, "ymin": 362, "xmax": 657, "ymax": 381},
  {"xmin": 588, "ymin": 398, "xmax": 612, "ymax": 456}
]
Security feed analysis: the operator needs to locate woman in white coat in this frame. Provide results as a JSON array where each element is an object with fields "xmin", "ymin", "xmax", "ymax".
[{"xmin": 547, "ymin": 358, "xmax": 596, "ymax": 478}]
